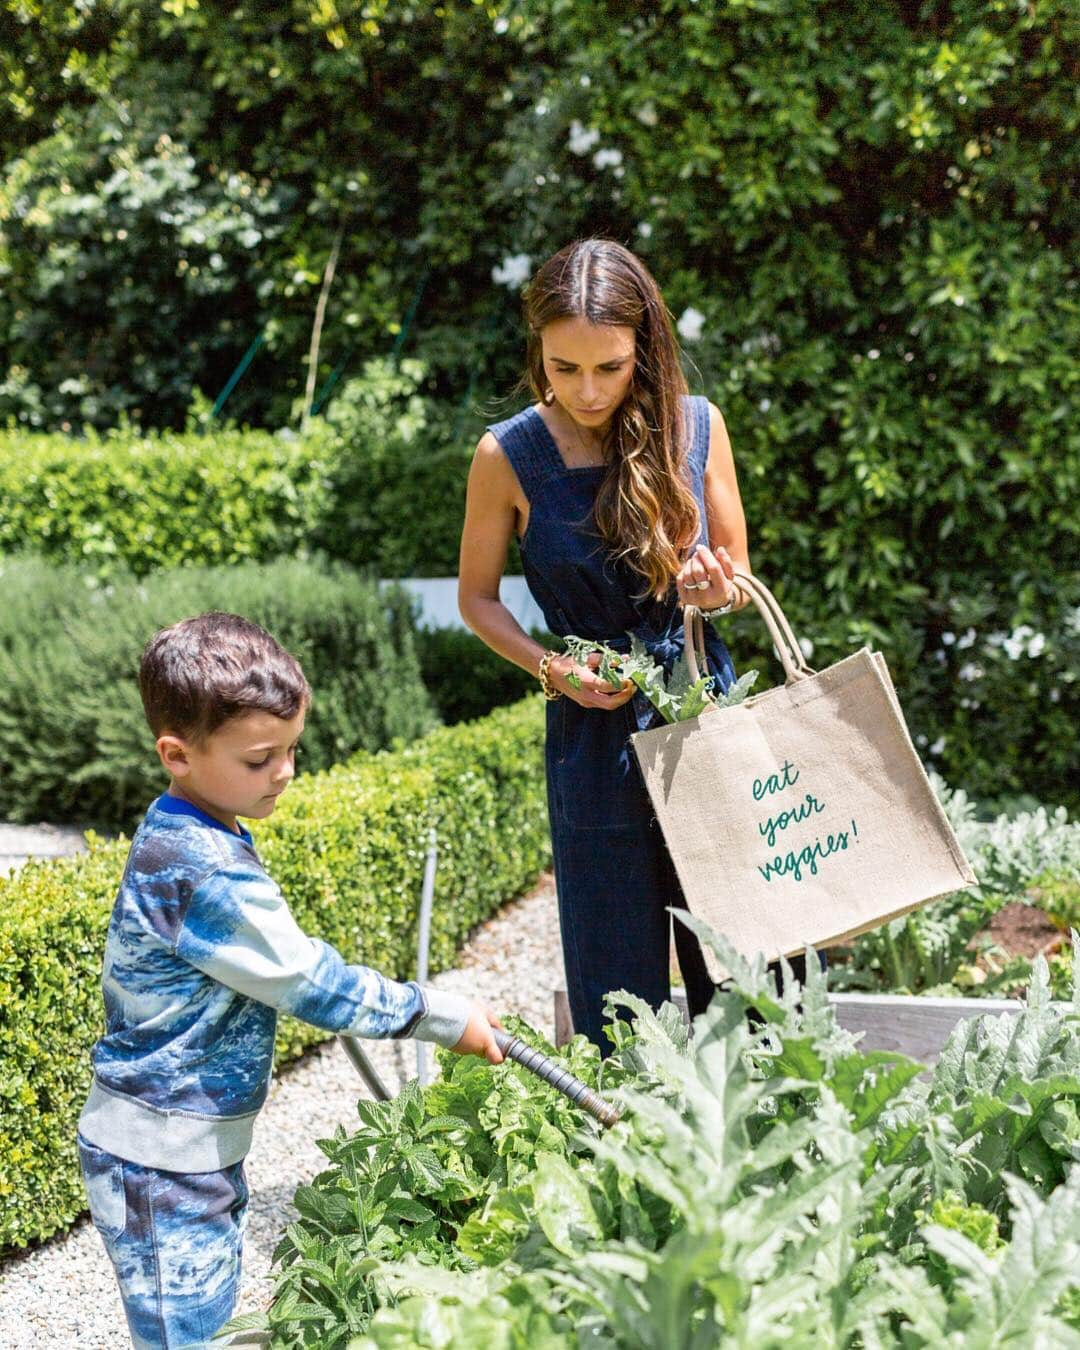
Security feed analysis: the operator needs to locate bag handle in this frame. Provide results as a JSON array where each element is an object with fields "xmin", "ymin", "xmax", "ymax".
[
  {"xmin": 684, "ymin": 567, "xmax": 815, "ymax": 690},
  {"xmin": 730, "ymin": 569, "xmax": 816, "ymax": 678}
]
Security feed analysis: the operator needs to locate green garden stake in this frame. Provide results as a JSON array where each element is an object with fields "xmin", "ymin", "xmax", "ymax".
[{"xmin": 209, "ymin": 332, "xmax": 265, "ymax": 421}]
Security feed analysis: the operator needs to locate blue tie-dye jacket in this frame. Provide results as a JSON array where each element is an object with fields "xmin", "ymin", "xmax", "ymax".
[{"xmin": 78, "ymin": 794, "xmax": 469, "ymax": 1172}]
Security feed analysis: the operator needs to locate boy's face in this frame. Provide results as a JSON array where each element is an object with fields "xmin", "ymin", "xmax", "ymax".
[{"xmin": 157, "ymin": 707, "xmax": 307, "ymax": 833}]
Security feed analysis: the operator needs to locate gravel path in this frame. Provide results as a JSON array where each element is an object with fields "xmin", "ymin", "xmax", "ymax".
[{"xmin": 0, "ymin": 874, "xmax": 563, "ymax": 1349}]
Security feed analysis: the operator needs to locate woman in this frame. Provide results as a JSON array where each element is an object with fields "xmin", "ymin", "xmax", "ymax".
[{"xmin": 459, "ymin": 238, "xmax": 796, "ymax": 1051}]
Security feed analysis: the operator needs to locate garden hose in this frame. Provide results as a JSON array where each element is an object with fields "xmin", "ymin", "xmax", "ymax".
[
  {"xmin": 338, "ymin": 1033, "xmax": 393, "ymax": 1101},
  {"xmin": 493, "ymin": 1029, "xmax": 622, "ymax": 1129}
]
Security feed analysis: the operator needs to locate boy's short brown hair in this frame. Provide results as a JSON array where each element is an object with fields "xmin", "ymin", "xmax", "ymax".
[{"xmin": 139, "ymin": 612, "xmax": 311, "ymax": 744}]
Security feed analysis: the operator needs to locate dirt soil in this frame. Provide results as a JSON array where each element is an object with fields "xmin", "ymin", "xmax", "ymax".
[{"xmin": 973, "ymin": 900, "xmax": 1064, "ymax": 961}]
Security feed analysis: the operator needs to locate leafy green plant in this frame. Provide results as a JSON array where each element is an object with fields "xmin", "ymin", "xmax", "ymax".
[
  {"xmin": 561, "ymin": 633, "xmax": 758, "ymax": 723},
  {"xmin": 0, "ymin": 555, "xmax": 436, "ymax": 830},
  {"xmin": 1025, "ymin": 868, "xmax": 1080, "ymax": 937},
  {"xmin": 830, "ymin": 779, "xmax": 1080, "ymax": 995},
  {"xmin": 0, "ymin": 426, "xmax": 334, "ymax": 579},
  {"xmin": 241, "ymin": 919, "xmax": 1080, "ymax": 1347}
]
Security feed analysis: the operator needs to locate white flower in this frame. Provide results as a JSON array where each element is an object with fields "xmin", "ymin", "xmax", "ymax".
[
  {"xmin": 758, "ymin": 398, "xmax": 771, "ymax": 412},
  {"xmin": 677, "ymin": 307, "xmax": 705, "ymax": 342},
  {"xmin": 494, "ymin": 15, "xmax": 508, "ymax": 33},
  {"xmin": 958, "ymin": 662, "xmax": 983, "ymax": 682},
  {"xmin": 941, "ymin": 631, "xmax": 956, "ymax": 646},
  {"xmin": 1050, "ymin": 687, "xmax": 1061, "ymax": 703},
  {"xmin": 930, "ymin": 736, "xmax": 946, "ymax": 756},
  {"xmin": 868, "ymin": 348, "xmax": 880, "ymax": 360},
  {"xmin": 492, "ymin": 253, "xmax": 532, "ymax": 288},
  {"xmin": 799, "ymin": 637, "xmax": 814, "ymax": 661},
  {"xmin": 934, "ymin": 650, "xmax": 947, "ymax": 665},
  {"xmin": 637, "ymin": 222, "xmax": 653, "ymax": 238},
  {"xmin": 916, "ymin": 733, "xmax": 929, "ymax": 746},
  {"xmin": 593, "ymin": 147, "xmax": 623, "ymax": 171},
  {"xmin": 568, "ymin": 120, "xmax": 600, "ymax": 156},
  {"xmin": 1001, "ymin": 623, "xmax": 1036, "ymax": 661},
  {"xmin": 636, "ymin": 101, "xmax": 658, "ymax": 127},
  {"xmin": 957, "ymin": 627, "xmax": 977, "ymax": 649},
  {"xmin": 1027, "ymin": 632, "xmax": 1046, "ymax": 657}
]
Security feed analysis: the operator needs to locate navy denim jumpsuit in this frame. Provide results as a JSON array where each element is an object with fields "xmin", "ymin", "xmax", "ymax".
[{"xmin": 487, "ymin": 395, "xmax": 744, "ymax": 1050}]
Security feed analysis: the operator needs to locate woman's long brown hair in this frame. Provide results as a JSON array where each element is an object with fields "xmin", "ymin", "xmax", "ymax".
[{"xmin": 521, "ymin": 238, "xmax": 699, "ymax": 601}]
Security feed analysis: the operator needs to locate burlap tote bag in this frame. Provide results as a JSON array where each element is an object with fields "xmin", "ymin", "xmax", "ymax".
[{"xmin": 630, "ymin": 568, "xmax": 977, "ymax": 980}]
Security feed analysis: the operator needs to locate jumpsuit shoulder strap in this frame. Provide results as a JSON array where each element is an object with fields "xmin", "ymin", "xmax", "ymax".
[
  {"xmin": 684, "ymin": 393, "xmax": 712, "ymax": 479},
  {"xmin": 484, "ymin": 406, "xmax": 561, "ymax": 503},
  {"xmin": 683, "ymin": 394, "xmax": 712, "ymax": 548}
]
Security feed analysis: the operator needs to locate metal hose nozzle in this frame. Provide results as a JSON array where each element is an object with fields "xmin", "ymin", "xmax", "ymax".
[{"xmin": 493, "ymin": 1029, "xmax": 621, "ymax": 1129}]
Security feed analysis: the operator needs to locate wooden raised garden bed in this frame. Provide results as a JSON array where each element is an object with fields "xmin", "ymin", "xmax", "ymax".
[{"xmin": 553, "ymin": 987, "xmax": 1022, "ymax": 1065}]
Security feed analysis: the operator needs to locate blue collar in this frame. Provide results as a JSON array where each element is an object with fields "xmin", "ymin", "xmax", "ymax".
[{"xmin": 154, "ymin": 792, "xmax": 253, "ymax": 844}]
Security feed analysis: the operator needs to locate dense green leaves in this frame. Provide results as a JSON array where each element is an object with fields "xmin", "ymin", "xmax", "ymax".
[
  {"xmin": 248, "ymin": 922, "xmax": 1080, "ymax": 1346},
  {"xmin": 4, "ymin": 1, "xmax": 1077, "ymax": 808},
  {"xmin": 0, "ymin": 423, "xmax": 333, "ymax": 576},
  {"xmin": 0, "ymin": 555, "xmax": 436, "ymax": 828},
  {"xmin": 832, "ymin": 779, "xmax": 1080, "ymax": 995}
]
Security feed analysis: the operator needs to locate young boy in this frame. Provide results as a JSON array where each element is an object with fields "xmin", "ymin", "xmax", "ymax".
[{"xmin": 77, "ymin": 611, "xmax": 502, "ymax": 1349}]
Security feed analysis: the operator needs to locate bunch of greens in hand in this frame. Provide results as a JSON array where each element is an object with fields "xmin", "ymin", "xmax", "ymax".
[{"xmin": 560, "ymin": 632, "xmax": 758, "ymax": 723}]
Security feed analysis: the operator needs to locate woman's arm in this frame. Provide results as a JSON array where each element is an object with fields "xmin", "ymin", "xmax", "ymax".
[
  {"xmin": 458, "ymin": 433, "xmax": 634, "ymax": 707},
  {"xmin": 458, "ymin": 432, "xmax": 548, "ymax": 679}
]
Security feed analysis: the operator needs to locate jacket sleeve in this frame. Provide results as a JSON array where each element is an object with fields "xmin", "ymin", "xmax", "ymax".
[{"xmin": 175, "ymin": 862, "xmax": 470, "ymax": 1048}]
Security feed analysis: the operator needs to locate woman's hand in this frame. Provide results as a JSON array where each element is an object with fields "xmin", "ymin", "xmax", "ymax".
[
  {"xmin": 676, "ymin": 543, "xmax": 737, "ymax": 611},
  {"xmin": 549, "ymin": 651, "xmax": 635, "ymax": 710}
]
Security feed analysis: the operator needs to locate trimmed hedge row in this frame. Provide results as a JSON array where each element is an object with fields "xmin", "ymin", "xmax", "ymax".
[
  {"xmin": 0, "ymin": 425, "xmax": 334, "ymax": 578},
  {"xmin": 0, "ymin": 555, "xmax": 436, "ymax": 831},
  {"xmin": 0, "ymin": 696, "xmax": 548, "ymax": 1252}
]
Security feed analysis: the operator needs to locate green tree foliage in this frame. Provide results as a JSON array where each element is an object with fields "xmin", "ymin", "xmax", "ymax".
[{"xmin": 0, "ymin": 0, "xmax": 1076, "ymax": 805}]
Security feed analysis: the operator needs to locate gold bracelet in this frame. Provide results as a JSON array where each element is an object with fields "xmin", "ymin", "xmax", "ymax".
[{"xmin": 537, "ymin": 651, "xmax": 563, "ymax": 700}]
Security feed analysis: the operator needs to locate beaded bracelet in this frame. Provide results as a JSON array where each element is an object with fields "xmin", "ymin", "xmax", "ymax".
[{"xmin": 537, "ymin": 650, "xmax": 563, "ymax": 701}]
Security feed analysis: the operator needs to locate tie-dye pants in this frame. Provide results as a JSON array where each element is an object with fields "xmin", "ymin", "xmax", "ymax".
[{"xmin": 78, "ymin": 1133, "xmax": 248, "ymax": 1349}]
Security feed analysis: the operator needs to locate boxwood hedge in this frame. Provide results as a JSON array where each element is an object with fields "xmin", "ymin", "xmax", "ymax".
[
  {"xmin": 0, "ymin": 696, "xmax": 547, "ymax": 1252},
  {"xmin": 0, "ymin": 425, "xmax": 333, "ymax": 578}
]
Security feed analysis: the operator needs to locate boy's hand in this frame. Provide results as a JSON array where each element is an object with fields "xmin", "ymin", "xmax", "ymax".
[{"xmin": 450, "ymin": 1002, "xmax": 505, "ymax": 1064}]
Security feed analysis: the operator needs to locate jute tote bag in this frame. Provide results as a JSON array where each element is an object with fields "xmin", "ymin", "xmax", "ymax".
[{"xmin": 630, "ymin": 568, "xmax": 978, "ymax": 980}]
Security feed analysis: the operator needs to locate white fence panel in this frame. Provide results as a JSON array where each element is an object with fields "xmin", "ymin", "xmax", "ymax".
[{"xmin": 380, "ymin": 576, "xmax": 545, "ymax": 633}]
